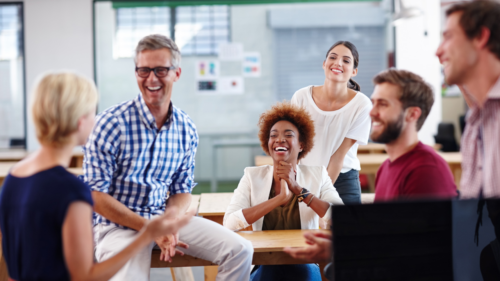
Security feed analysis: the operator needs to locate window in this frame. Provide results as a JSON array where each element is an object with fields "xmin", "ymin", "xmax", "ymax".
[
  {"xmin": 113, "ymin": 5, "xmax": 230, "ymax": 58},
  {"xmin": 114, "ymin": 7, "xmax": 171, "ymax": 58},
  {"xmin": 0, "ymin": 3, "xmax": 25, "ymax": 148},
  {"xmin": 175, "ymin": 5, "xmax": 230, "ymax": 55},
  {"xmin": 0, "ymin": 5, "xmax": 19, "ymax": 60}
]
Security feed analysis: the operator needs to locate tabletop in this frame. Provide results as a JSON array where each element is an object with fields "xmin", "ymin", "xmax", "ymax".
[
  {"xmin": 237, "ymin": 229, "xmax": 329, "ymax": 252},
  {"xmin": 0, "ymin": 150, "xmax": 29, "ymax": 161},
  {"xmin": 197, "ymin": 192, "xmax": 375, "ymax": 217},
  {"xmin": 67, "ymin": 167, "xmax": 83, "ymax": 176},
  {"xmin": 0, "ymin": 163, "xmax": 83, "ymax": 180},
  {"xmin": 189, "ymin": 194, "xmax": 201, "ymax": 213},
  {"xmin": 152, "ymin": 229, "xmax": 330, "ymax": 268},
  {"xmin": 0, "ymin": 150, "xmax": 84, "ymax": 165},
  {"xmin": 357, "ymin": 143, "xmax": 386, "ymax": 153},
  {"xmin": 0, "ymin": 162, "xmax": 17, "ymax": 179},
  {"xmin": 198, "ymin": 192, "xmax": 235, "ymax": 216},
  {"xmin": 357, "ymin": 152, "xmax": 462, "ymax": 165}
]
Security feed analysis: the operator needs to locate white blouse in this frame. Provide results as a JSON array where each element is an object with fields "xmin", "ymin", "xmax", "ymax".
[{"xmin": 223, "ymin": 164, "xmax": 344, "ymax": 231}]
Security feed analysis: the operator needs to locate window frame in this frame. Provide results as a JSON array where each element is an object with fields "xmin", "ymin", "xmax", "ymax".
[
  {"xmin": 110, "ymin": 4, "xmax": 231, "ymax": 59},
  {"xmin": 0, "ymin": 2, "xmax": 26, "ymax": 149}
]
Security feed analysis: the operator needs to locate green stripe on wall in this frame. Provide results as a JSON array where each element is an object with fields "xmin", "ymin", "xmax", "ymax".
[{"xmin": 106, "ymin": 0, "xmax": 379, "ymax": 9}]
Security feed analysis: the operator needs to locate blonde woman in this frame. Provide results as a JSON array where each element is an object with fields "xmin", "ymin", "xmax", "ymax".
[{"xmin": 0, "ymin": 72, "xmax": 193, "ymax": 281}]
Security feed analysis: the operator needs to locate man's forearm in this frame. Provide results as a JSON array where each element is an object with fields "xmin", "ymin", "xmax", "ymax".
[
  {"xmin": 92, "ymin": 191, "xmax": 147, "ymax": 231},
  {"xmin": 166, "ymin": 193, "xmax": 192, "ymax": 215}
]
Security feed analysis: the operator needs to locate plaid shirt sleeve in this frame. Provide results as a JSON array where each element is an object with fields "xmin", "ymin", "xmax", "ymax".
[
  {"xmin": 169, "ymin": 126, "xmax": 199, "ymax": 195},
  {"xmin": 83, "ymin": 113, "xmax": 121, "ymax": 193}
]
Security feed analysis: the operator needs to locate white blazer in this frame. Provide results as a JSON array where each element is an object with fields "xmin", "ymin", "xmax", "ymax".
[{"xmin": 223, "ymin": 164, "xmax": 344, "ymax": 231}]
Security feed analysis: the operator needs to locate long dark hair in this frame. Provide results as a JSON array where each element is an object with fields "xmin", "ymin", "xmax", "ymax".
[{"xmin": 325, "ymin": 41, "xmax": 361, "ymax": 91}]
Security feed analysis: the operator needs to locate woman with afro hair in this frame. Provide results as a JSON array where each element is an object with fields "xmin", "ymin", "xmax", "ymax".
[{"xmin": 224, "ymin": 102, "xmax": 343, "ymax": 281}]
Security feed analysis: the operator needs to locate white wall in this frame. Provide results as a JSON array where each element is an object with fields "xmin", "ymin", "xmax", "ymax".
[
  {"xmin": 0, "ymin": 0, "xmax": 94, "ymax": 150},
  {"xmin": 395, "ymin": 0, "xmax": 441, "ymax": 144}
]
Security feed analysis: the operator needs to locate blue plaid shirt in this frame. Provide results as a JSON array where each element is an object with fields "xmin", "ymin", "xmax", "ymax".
[{"xmin": 83, "ymin": 94, "xmax": 198, "ymax": 227}]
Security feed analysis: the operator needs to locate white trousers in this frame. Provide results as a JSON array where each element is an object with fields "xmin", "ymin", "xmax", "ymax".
[{"xmin": 94, "ymin": 216, "xmax": 253, "ymax": 281}]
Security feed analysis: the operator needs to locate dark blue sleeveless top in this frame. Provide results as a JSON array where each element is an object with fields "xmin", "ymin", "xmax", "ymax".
[{"xmin": 0, "ymin": 166, "xmax": 93, "ymax": 281}]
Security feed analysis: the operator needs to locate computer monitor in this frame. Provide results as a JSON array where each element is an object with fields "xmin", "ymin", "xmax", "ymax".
[{"xmin": 332, "ymin": 199, "xmax": 497, "ymax": 281}]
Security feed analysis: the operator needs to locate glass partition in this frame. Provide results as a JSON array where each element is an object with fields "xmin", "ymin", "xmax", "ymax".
[
  {"xmin": 0, "ymin": 3, "xmax": 26, "ymax": 149},
  {"xmin": 94, "ymin": 0, "xmax": 391, "ymax": 189}
]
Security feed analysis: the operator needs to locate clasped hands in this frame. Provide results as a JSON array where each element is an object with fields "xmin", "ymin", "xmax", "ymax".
[
  {"xmin": 275, "ymin": 161, "xmax": 301, "ymax": 205},
  {"xmin": 155, "ymin": 232, "xmax": 189, "ymax": 262},
  {"xmin": 147, "ymin": 207, "xmax": 192, "ymax": 263}
]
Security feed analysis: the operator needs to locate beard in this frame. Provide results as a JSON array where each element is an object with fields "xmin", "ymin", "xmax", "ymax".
[{"xmin": 370, "ymin": 113, "xmax": 404, "ymax": 144}]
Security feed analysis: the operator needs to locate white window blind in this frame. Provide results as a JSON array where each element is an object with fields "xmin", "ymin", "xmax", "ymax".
[
  {"xmin": 114, "ymin": 7, "xmax": 171, "ymax": 58},
  {"xmin": 0, "ymin": 6, "xmax": 19, "ymax": 60},
  {"xmin": 175, "ymin": 5, "xmax": 229, "ymax": 55}
]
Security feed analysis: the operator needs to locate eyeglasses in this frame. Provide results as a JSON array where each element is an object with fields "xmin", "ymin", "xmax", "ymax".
[{"xmin": 135, "ymin": 66, "xmax": 176, "ymax": 78}]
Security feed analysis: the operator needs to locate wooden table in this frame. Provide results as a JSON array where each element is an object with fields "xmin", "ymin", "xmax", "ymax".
[
  {"xmin": 175, "ymin": 192, "xmax": 347, "ymax": 281},
  {"xmin": 0, "ymin": 162, "xmax": 17, "ymax": 186},
  {"xmin": 357, "ymin": 143, "xmax": 442, "ymax": 154},
  {"xmin": 198, "ymin": 192, "xmax": 235, "ymax": 225},
  {"xmin": 0, "ymin": 149, "xmax": 29, "ymax": 161},
  {"xmin": 152, "ymin": 229, "xmax": 329, "ymax": 267},
  {"xmin": 357, "ymin": 143, "xmax": 386, "ymax": 154},
  {"xmin": 198, "ymin": 192, "xmax": 375, "ymax": 224},
  {"xmin": 256, "ymin": 151, "xmax": 462, "ymax": 191},
  {"xmin": 0, "ymin": 150, "xmax": 84, "ymax": 167},
  {"xmin": 254, "ymin": 143, "xmax": 388, "ymax": 166},
  {"xmin": 358, "ymin": 152, "xmax": 462, "ymax": 189}
]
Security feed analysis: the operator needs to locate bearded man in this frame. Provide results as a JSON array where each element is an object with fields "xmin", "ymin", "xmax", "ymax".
[{"xmin": 369, "ymin": 69, "xmax": 457, "ymax": 202}]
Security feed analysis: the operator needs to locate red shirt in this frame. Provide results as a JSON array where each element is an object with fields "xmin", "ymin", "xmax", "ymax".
[{"xmin": 374, "ymin": 142, "xmax": 457, "ymax": 202}]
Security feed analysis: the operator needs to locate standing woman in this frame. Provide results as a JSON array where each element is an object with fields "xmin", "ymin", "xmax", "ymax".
[{"xmin": 291, "ymin": 41, "xmax": 372, "ymax": 204}]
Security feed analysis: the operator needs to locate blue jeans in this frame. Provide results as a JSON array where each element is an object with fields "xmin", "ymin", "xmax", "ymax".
[
  {"xmin": 334, "ymin": 169, "xmax": 361, "ymax": 205},
  {"xmin": 250, "ymin": 264, "xmax": 322, "ymax": 281}
]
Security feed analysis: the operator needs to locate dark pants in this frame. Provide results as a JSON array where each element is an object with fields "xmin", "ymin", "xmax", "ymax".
[
  {"xmin": 334, "ymin": 169, "xmax": 361, "ymax": 205},
  {"xmin": 250, "ymin": 264, "xmax": 322, "ymax": 281}
]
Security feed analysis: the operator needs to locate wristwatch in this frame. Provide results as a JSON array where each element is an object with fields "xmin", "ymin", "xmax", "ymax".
[{"xmin": 297, "ymin": 188, "xmax": 311, "ymax": 202}]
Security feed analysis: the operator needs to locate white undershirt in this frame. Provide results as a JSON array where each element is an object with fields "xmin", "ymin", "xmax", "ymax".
[{"xmin": 291, "ymin": 85, "xmax": 372, "ymax": 173}]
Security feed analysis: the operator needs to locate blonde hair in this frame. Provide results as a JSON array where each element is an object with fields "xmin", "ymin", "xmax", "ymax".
[{"xmin": 31, "ymin": 72, "xmax": 98, "ymax": 146}]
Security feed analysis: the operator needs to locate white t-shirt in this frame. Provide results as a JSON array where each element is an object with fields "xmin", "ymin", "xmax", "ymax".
[{"xmin": 291, "ymin": 85, "xmax": 372, "ymax": 173}]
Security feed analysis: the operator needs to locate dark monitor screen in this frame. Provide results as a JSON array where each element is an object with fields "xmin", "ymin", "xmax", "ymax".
[{"xmin": 332, "ymin": 199, "xmax": 497, "ymax": 281}]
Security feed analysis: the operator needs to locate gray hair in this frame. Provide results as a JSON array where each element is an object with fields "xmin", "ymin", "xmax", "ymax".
[{"xmin": 134, "ymin": 34, "xmax": 181, "ymax": 68}]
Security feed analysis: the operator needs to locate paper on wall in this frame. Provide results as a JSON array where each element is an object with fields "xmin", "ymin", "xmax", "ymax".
[
  {"xmin": 218, "ymin": 42, "xmax": 244, "ymax": 61},
  {"xmin": 242, "ymin": 52, "xmax": 261, "ymax": 77},
  {"xmin": 218, "ymin": 76, "xmax": 244, "ymax": 94},
  {"xmin": 195, "ymin": 60, "xmax": 220, "ymax": 79}
]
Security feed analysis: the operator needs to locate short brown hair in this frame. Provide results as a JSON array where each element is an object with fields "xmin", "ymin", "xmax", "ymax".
[
  {"xmin": 373, "ymin": 69, "xmax": 434, "ymax": 131},
  {"xmin": 31, "ymin": 72, "xmax": 98, "ymax": 146},
  {"xmin": 446, "ymin": 0, "xmax": 500, "ymax": 60},
  {"xmin": 258, "ymin": 102, "xmax": 315, "ymax": 160}
]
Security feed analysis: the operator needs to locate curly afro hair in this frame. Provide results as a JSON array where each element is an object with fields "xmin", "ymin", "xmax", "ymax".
[{"xmin": 258, "ymin": 101, "xmax": 315, "ymax": 161}]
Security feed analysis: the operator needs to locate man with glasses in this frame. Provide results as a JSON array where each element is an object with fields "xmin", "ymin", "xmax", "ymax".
[{"xmin": 83, "ymin": 34, "xmax": 253, "ymax": 281}]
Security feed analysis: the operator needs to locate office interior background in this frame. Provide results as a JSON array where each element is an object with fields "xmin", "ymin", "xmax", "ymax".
[{"xmin": 0, "ymin": 0, "xmax": 466, "ymax": 188}]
